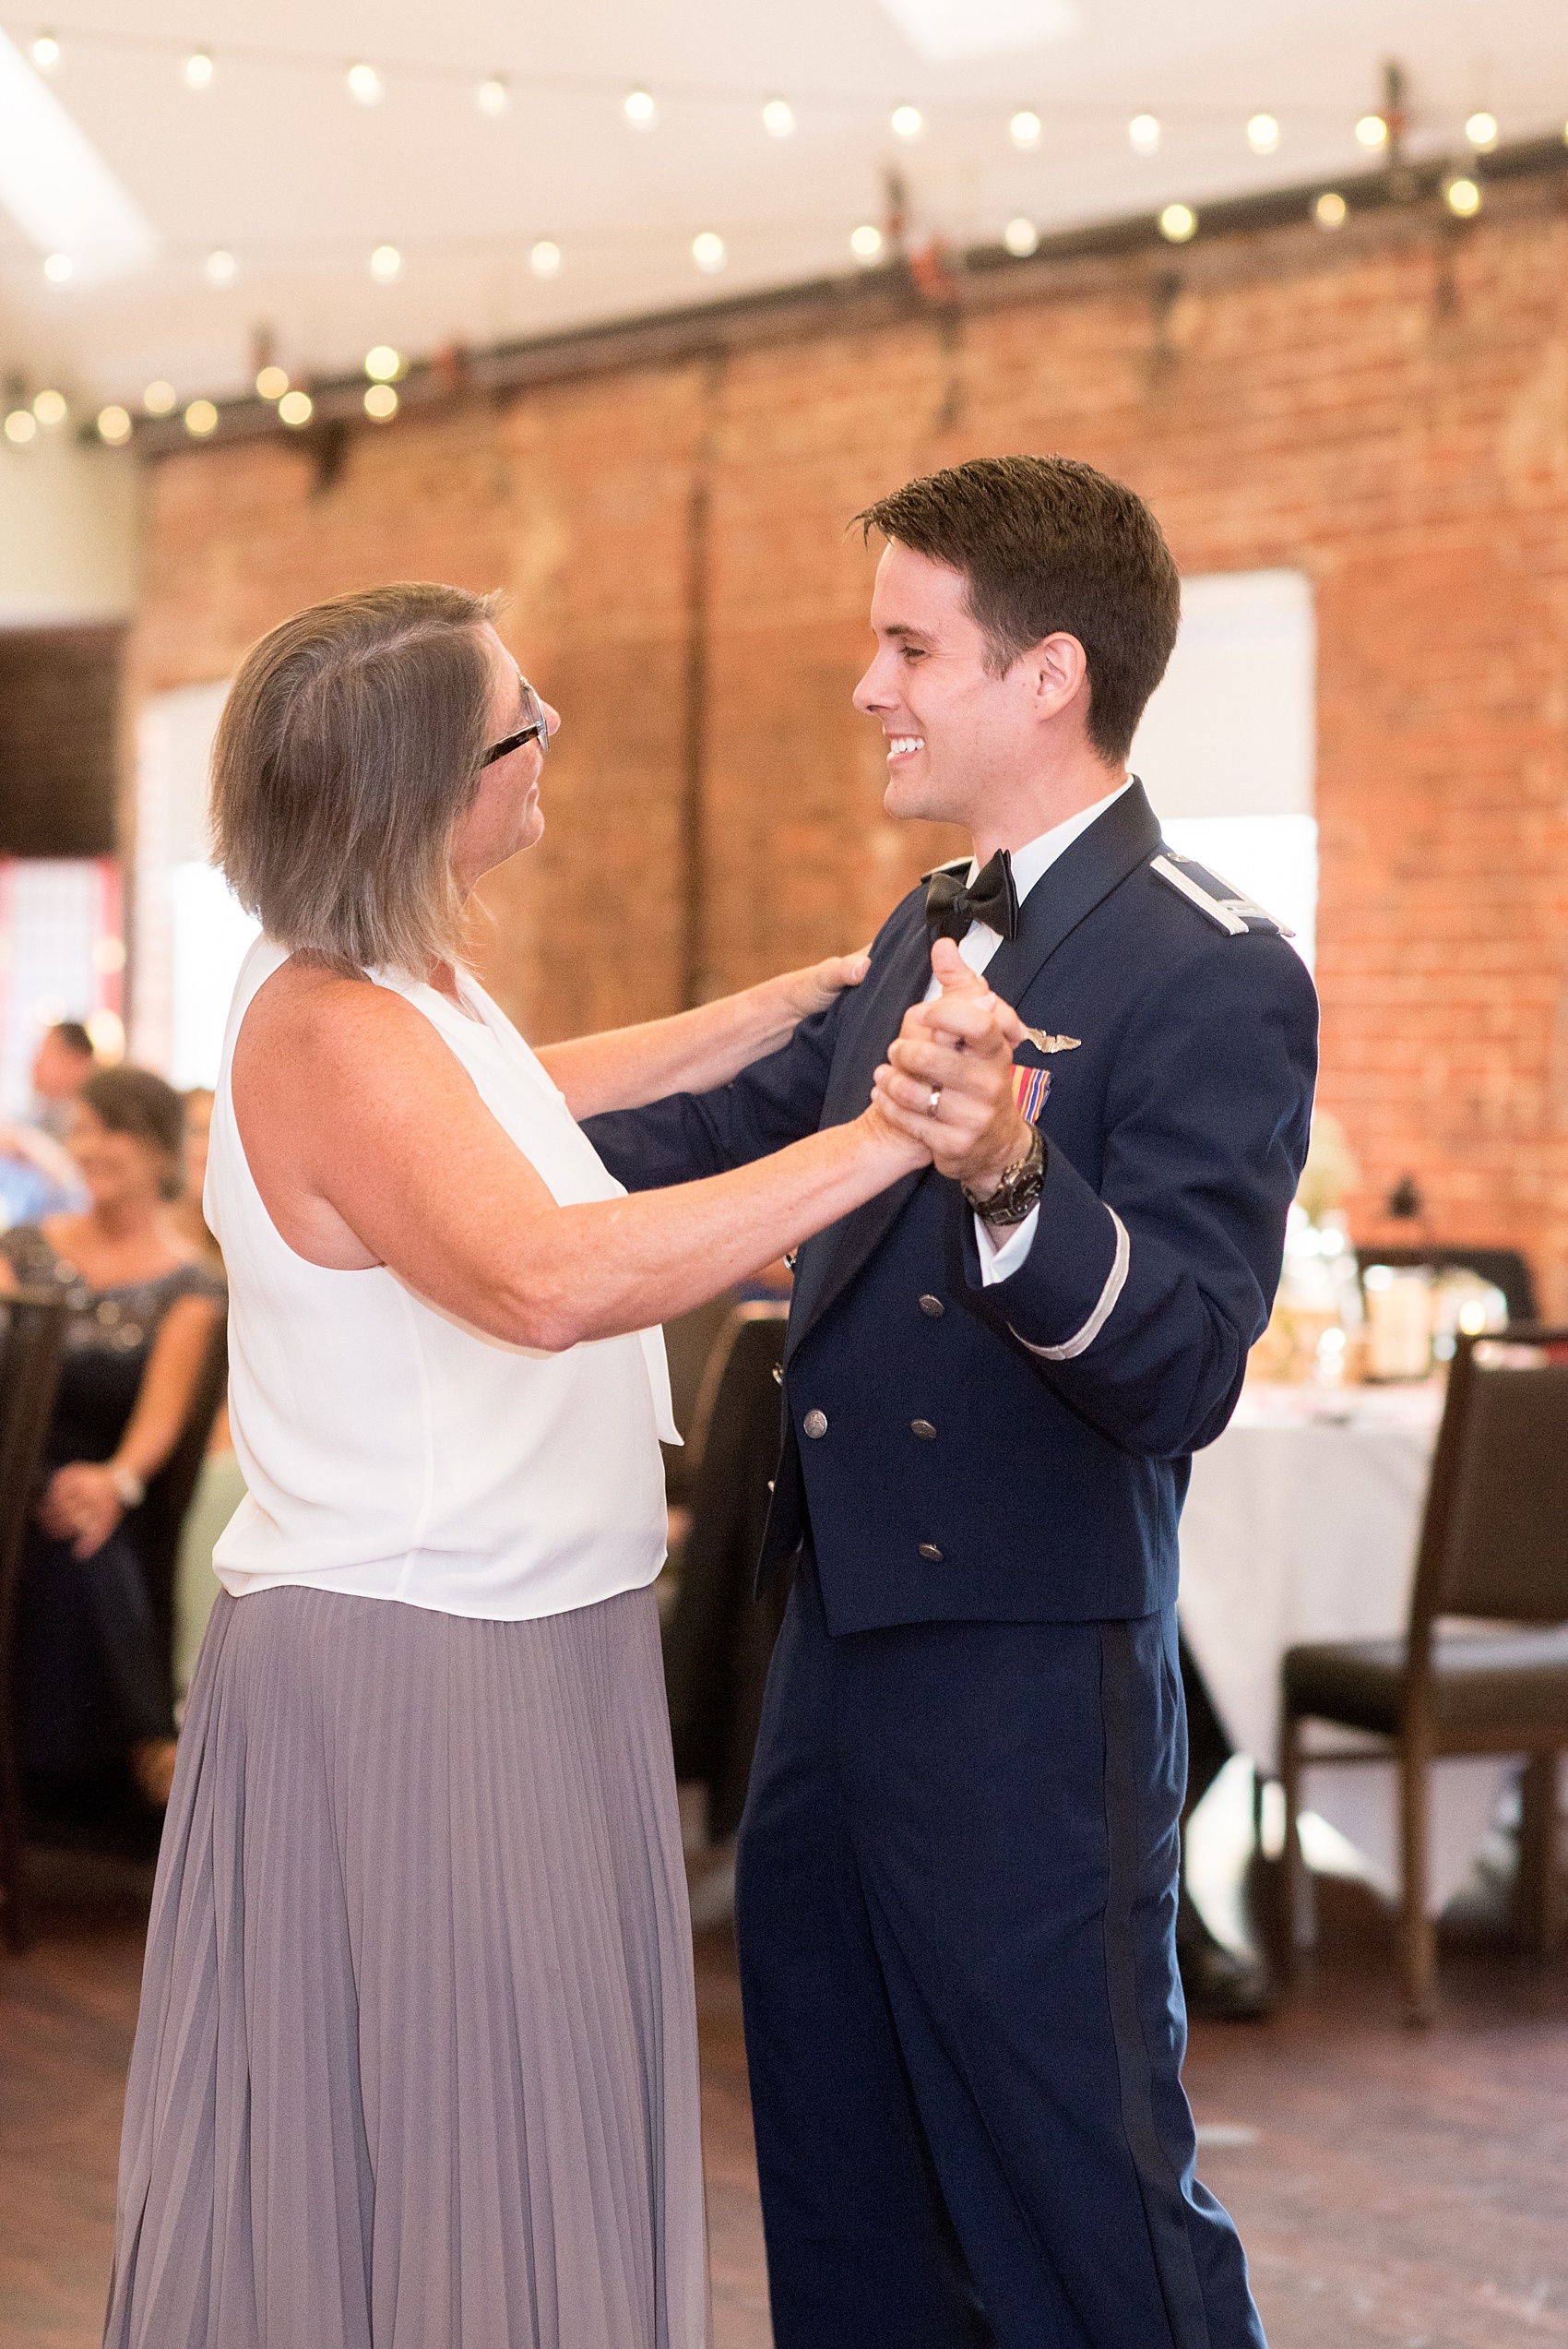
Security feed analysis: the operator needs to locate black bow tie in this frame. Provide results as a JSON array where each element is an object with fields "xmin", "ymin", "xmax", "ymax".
[{"xmin": 924, "ymin": 851, "xmax": 1019, "ymax": 946}]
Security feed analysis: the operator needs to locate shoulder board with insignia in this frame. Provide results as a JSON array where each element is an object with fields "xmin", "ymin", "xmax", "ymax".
[
  {"xmin": 1148, "ymin": 851, "xmax": 1291, "ymax": 938},
  {"xmin": 920, "ymin": 856, "xmax": 969, "ymax": 884}
]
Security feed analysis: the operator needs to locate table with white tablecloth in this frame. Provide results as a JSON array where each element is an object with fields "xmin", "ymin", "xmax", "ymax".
[{"xmin": 1178, "ymin": 1379, "xmax": 1516, "ymax": 1916}]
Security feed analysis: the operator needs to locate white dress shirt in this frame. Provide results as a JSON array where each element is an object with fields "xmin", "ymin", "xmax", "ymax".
[{"xmin": 920, "ymin": 781, "xmax": 1132, "ymax": 1283}]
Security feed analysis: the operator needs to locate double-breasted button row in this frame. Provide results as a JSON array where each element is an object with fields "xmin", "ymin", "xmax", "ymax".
[
  {"xmin": 919, "ymin": 1294, "xmax": 944, "ymax": 1318},
  {"xmin": 918, "ymin": 1543, "xmax": 944, "ymax": 1562},
  {"xmin": 910, "ymin": 1419, "xmax": 936, "ymax": 1440},
  {"xmin": 802, "ymin": 1409, "xmax": 828, "ymax": 1439}
]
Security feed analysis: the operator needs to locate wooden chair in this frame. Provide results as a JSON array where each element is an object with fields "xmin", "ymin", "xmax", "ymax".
[
  {"xmin": 1281, "ymin": 1328, "xmax": 1568, "ymax": 2023},
  {"xmin": 1356, "ymin": 1246, "xmax": 1538, "ymax": 1325},
  {"xmin": 0, "ymin": 1292, "xmax": 70, "ymax": 1953}
]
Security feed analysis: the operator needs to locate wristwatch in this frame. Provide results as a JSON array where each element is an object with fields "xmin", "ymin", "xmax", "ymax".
[
  {"xmin": 108, "ymin": 1463, "xmax": 147, "ymax": 1510},
  {"xmin": 962, "ymin": 1125, "xmax": 1046, "ymax": 1227}
]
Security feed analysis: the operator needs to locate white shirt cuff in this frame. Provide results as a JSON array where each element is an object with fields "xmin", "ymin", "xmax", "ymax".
[{"xmin": 974, "ymin": 1204, "xmax": 1039, "ymax": 1285}]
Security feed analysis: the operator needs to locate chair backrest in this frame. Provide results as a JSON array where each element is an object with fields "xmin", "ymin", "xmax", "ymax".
[
  {"xmin": 1410, "ymin": 1327, "xmax": 1568, "ymax": 1628},
  {"xmin": 1360, "ymin": 1245, "xmax": 1538, "ymax": 1325},
  {"xmin": 0, "ymin": 1293, "xmax": 69, "ymax": 1637},
  {"xmin": 135, "ymin": 1315, "xmax": 230, "ymax": 1681},
  {"xmin": 685, "ymin": 1301, "xmax": 789, "ymax": 1475},
  {"xmin": 660, "ymin": 1290, "xmax": 740, "ymax": 1504}
]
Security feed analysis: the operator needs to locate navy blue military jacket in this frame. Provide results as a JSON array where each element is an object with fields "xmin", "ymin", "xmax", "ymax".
[{"xmin": 587, "ymin": 783, "xmax": 1318, "ymax": 1634}]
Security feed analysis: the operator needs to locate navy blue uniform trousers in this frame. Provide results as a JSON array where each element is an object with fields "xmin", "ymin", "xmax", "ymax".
[{"xmin": 735, "ymin": 1557, "xmax": 1266, "ymax": 2349}]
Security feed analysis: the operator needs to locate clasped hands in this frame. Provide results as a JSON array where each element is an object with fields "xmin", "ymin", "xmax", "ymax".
[{"xmin": 872, "ymin": 938, "xmax": 1034, "ymax": 1192}]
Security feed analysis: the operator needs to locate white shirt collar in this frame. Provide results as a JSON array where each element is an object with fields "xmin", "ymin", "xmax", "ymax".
[{"xmin": 968, "ymin": 778, "xmax": 1133, "ymax": 907}]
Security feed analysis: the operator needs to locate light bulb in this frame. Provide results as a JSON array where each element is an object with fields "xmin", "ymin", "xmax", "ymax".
[
  {"xmin": 1355, "ymin": 114, "xmax": 1388, "ymax": 149},
  {"xmin": 369, "ymin": 244, "xmax": 402, "ymax": 282},
  {"xmin": 891, "ymin": 104, "xmax": 923, "ymax": 139},
  {"xmin": 184, "ymin": 51, "xmax": 213, "ymax": 89},
  {"xmin": 1247, "ymin": 113, "xmax": 1279, "ymax": 155},
  {"xmin": 1158, "ymin": 202, "xmax": 1197, "ymax": 244},
  {"xmin": 692, "ymin": 231, "xmax": 727, "ymax": 274},
  {"xmin": 184, "ymin": 399, "xmax": 219, "ymax": 436},
  {"xmin": 1010, "ymin": 110, "xmax": 1041, "ymax": 149},
  {"xmin": 143, "ymin": 379, "xmax": 177, "ymax": 415},
  {"xmin": 205, "ymin": 249, "xmax": 237, "ymax": 286},
  {"xmin": 97, "ymin": 405, "xmax": 132, "ymax": 445},
  {"xmin": 5, "ymin": 410, "xmax": 38, "ymax": 445},
  {"xmin": 1003, "ymin": 217, "xmax": 1039, "ymax": 257},
  {"xmin": 1129, "ymin": 113, "xmax": 1159, "ymax": 154},
  {"xmin": 624, "ymin": 88, "xmax": 656, "ymax": 128},
  {"xmin": 32, "ymin": 388, "xmax": 66, "ymax": 425},
  {"xmin": 477, "ymin": 76, "xmax": 510, "ymax": 117},
  {"xmin": 255, "ymin": 364, "xmax": 290, "ymax": 399},
  {"xmin": 762, "ymin": 98, "xmax": 794, "ymax": 138},
  {"xmin": 347, "ymin": 62, "xmax": 383, "ymax": 105},
  {"xmin": 1465, "ymin": 111, "xmax": 1497, "ymax": 150},
  {"xmin": 278, "ymin": 389, "xmax": 314, "ymax": 428},
  {"xmin": 1313, "ymin": 190, "xmax": 1348, "ymax": 230},
  {"xmin": 530, "ymin": 240, "xmax": 563, "ymax": 278},
  {"xmin": 849, "ymin": 223, "xmax": 884, "ymax": 262},
  {"xmin": 364, "ymin": 345, "xmax": 400, "ymax": 381},
  {"xmin": 364, "ymin": 384, "xmax": 398, "ymax": 422},
  {"xmin": 1445, "ymin": 176, "xmax": 1481, "ymax": 217},
  {"xmin": 42, "ymin": 252, "xmax": 72, "ymax": 283},
  {"xmin": 31, "ymin": 32, "xmax": 59, "ymax": 69}
]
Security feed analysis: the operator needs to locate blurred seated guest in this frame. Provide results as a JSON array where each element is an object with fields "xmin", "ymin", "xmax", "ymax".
[
  {"xmin": 0, "ymin": 1068, "xmax": 226, "ymax": 1818},
  {"xmin": 31, "ymin": 1018, "xmax": 96, "ymax": 1139},
  {"xmin": 0, "ymin": 1115, "xmax": 86, "ymax": 1228}
]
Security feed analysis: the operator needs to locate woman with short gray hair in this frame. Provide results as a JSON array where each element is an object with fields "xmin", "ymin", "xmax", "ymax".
[{"xmin": 104, "ymin": 582, "xmax": 927, "ymax": 2349}]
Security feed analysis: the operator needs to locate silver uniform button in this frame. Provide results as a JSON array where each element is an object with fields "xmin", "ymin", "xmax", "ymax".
[
  {"xmin": 771, "ymin": 1362, "xmax": 783, "ymax": 1386},
  {"xmin": 910, "ymin": 1419, "xmax": 937, "ymax": 1440},
  {"xmin": 918, "ymin": 1543, "xmax": 944, "ymax": 1562},
  {"xmin": 802, "ymin": 1409, "xmax": 828, "ymax": 1439},
  {"xmin": 919, "ymin": 1294, "xmax": 944, "ymax": 1318}
]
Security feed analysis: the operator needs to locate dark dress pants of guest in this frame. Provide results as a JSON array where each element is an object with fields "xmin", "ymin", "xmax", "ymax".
[
  {"xmin": 734, "ymin": 1559, "xmax": 1266, "ymax": 2349},
  {"xmin": 16, "ymin": 1524, "xmax": 173, "ymax": 1783}
]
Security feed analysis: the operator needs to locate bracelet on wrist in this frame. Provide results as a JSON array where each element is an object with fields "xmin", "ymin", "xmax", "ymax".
[{"xmin": 107, "ymin": 1462, "xmax": 146, "ymax": 1510}]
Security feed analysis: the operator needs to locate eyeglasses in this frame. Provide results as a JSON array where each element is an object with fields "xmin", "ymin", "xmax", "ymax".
[{"xmin": 480, "ymin": 673, "xmax": 550, "ymax": 768}]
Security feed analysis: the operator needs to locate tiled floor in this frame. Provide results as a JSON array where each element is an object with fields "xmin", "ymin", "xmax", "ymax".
[{"xmin": 3, "ymin": 1852, "xmax": 1564, "ymax": 2347}]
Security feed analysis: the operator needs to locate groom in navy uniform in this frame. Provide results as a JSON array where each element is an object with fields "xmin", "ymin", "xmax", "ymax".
[{"xmin": 587, "ymin": 456, "xmax": 1317, "ymax": 2347}]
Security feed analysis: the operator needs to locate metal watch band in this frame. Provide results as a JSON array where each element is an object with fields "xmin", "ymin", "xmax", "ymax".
[{"xmin": 962, "ymin": 1126, "xmax": 1046, "ymax": 1226}]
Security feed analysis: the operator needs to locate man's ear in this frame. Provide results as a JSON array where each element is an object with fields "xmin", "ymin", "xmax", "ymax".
[{"xmin": 1030, "ymin": 632, "xmax": 1090, "ymax": 719}]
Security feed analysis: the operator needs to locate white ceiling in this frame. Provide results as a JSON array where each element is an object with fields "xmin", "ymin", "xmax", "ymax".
[{"xmin": 3, "ymin": 0, "xmax": 1567, "ymax": 412}]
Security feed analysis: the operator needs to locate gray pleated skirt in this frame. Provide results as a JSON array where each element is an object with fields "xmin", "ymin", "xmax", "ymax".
[{"xmin": 105, "ymin": 1581, "xmax": 709, "ymax": 2349}]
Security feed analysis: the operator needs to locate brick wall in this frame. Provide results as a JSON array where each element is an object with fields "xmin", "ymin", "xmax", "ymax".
[
  {"xmin": 126, "ymin": 182, "xmax": 1568, "ymax": 1309},
  {"xmin": 0, "ymin": 624, "xmax": 124, "ymax": 854}
]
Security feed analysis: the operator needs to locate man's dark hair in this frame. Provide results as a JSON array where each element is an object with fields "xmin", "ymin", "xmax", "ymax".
[
  {"xmin": 856, "ymin": 455, "xmax": 1181, "ymax": 764},
  {"xmin": 51, "ymin": 1020, "xmax": 94, "ymax": 1058},
  {"xmin": 80, "ymin": 1067, "xmax": 186, "ymax": 1198}
]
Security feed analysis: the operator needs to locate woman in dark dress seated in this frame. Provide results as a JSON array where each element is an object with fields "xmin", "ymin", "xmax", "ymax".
[{"xmin": 0, "ymin": 1067, "xmax": 225, "ymax": 1819}]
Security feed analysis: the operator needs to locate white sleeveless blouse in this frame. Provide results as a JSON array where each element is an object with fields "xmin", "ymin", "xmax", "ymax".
[{"xmin": 208, "ymin": 937, "xmax": 679, "ymax": 1621}]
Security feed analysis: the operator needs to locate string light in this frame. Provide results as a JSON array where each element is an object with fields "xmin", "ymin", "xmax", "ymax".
[
  {"xmin": 1010, "ymin": 110, "xmax": 1041, "ymax": 149},
  {"xmin": 1465, "ymin": 111, "xmax": 1498, "ymax": 150},
  {"xmin": 184, "ymin": 50, "xmax": 213, "ymax": 89},
  {"xmin": 890, "ymin": 103, "xmax": 922, "ymax": 139},
  {"xmin": 32, "ymin": 389, "xmax": 67, "ymax": 425},
  {"xmin": 184, "ymin": 399, "xmax": 219, "ymax": 435},
  {"xmin": 476, "ymin": 75, "xmax": 510, "ymax": 117},
  {"xmin": 1247, "ymin": 113, "xmax": 1279, "ymax": 154},
  {"xmin": 624, "ymin": 88, "xmax": 656, "ymax": 127},
  {"xmin": 278, "ymin": 388, "xmax": 314, "ymax": 427},
  {"xmin": 530, "ymin": 240, "xmax": 562, "ymax": 277},
  {"xmin": 1314, "ymin": 190, "xmax": 1348, "ymax": 229},
  {"xmin": 762, "ymin": 98, "xmax": 794, "ymax": 137},
  {"xmin": 1355, "ymin": 113, "xmax": 1387, "ymax": 149},
  {"xmin": 849, "ymin": 223, "xmax": 884, "ymax": 262},
  {"xmin": 42, "ymin": 253, "xmax": 73, "ymax": 284},
  {"xmin": 692, "ymin": 230, "xmax": 727, "ymax": 273},
  {"xmin": 370, "ymin": 244, "xmax": 402, "ymax": 281},
  {"xmin": 255, "ymin": 364, "xmax": 290, "ymax": 399},
  {"xmin": 1445, "ymin": 175, "xmax": 1481, "ymax": 217},
  {"xmin": 364, "ymin": 345, "xmax": 401, "ymax": 380},
  {"xmin": 97, "ymin": 404, "xmax": 132, "ymax": 444},
  {"xmin": 1158, "ymin": 201, "xmax": 1196, "ymax": 243},
  {"xmin": 1129, "ymin": 113, "xmax": 1159, "ymax": 155},
  {"xmin": 205, "ymin": 248, "xmax": 237, "ymax": 285},
  {"xmin": 30, "ymin": 31, "xmax": 59, "ymax": 69},
  {"xmin": 1004, "ymin": 217, "xmax": 1039, "ymax": 256},
  {"xmin": 347, "ymin": 62, "xmax": 383, "ymax": 105},
  {"xmin": 364, "ymin": 384, "xmax": 398, "ymax": 421},
  {"xmin": 143, "ymin": 379, "xmax": 177, "ymax": 414},
  {"xmin": 5, "ymin": 409, "xmax": 38, "ymax": 445}
]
